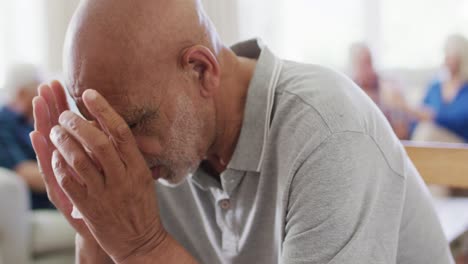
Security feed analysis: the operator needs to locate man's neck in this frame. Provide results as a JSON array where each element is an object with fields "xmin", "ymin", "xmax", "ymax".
[{"xmin": 205, "ymin": 49, "xmax": 257, "ymax": 175}]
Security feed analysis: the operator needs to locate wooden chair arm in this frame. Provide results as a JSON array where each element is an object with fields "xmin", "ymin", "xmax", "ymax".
[{"xmin": 403, "ymin": 141, "xmax": 468, "ymax": 189}]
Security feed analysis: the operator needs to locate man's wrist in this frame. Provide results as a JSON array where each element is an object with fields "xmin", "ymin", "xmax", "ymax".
[
  {"xmin": 76, "ymin": 234, "xmax": 114, "ymax": 264},
  {"xmin": 118, "ymin": 227, "xmax": 169, "ymax": 264},
  {"xmin": 119, "ymin": 232, "xmax": 198, "ymax": 264}
]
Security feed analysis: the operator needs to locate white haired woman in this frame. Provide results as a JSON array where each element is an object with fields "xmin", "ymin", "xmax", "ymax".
[
  {"xmin": 0, "ymin": 63, "xmax": 55, "ymax": 209},
  {"xmin": 407, "ymin": 34, "xmax": 468, "ymax": 143}
]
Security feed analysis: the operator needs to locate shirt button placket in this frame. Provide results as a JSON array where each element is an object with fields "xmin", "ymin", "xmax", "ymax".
[{"xmin": 219, "ymin": 199, "xmax": 231, "ymax": 210}]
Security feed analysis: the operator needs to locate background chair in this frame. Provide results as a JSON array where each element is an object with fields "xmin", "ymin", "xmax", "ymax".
[{"xmin": 0, "ymin": 167, "xmax": 75, "ymax": 264}]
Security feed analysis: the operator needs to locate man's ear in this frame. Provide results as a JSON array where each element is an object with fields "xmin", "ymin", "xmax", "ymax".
[{"xmin": 180, "ymin": 45, "xmax": 220, "ymax": 98}]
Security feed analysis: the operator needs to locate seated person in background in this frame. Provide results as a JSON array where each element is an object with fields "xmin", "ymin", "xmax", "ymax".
[
  {"xmin": 0, "ymin": 64, "xmax": 54, "ymax": 209},
  {"xmin": 349, "ymin": 42, "xmax": 409, "ymax": 139},
  {"xmin": 403, "ymin": 34, "xmax": 468, "ymax": 143},
  {"xmin": 349, "ymin": 43, "xmax": 380, "ymax": 103}
]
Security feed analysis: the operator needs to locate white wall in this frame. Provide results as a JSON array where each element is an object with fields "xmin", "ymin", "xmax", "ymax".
[
  {"xmin": 201, "ymin": 0, "xmax": 240, "ymax": 45},
  {"xmin": 0, "ymin": 0, "xmax": 47, "ymax": 87},
  {"xmin": 0, "ymin": 0, "xmax": 79, "ymax": 77},
  {"xmin": 43, "ymin": 0, "xmax": 80, "ymax": 74}
]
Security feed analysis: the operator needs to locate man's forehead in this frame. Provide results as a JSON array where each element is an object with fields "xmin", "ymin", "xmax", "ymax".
[{"xmin": 65, "ymin": 73, "xmax": 162, "ymax": 123}]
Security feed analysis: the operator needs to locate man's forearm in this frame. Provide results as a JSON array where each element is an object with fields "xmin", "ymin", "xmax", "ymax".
[
  {"xmin": 121, "ymin": 233, "xmax": 198, "ymax": 264},
  {"xmin": 76, "ymin": 234, "xmax": 114, "ymax": 264}
]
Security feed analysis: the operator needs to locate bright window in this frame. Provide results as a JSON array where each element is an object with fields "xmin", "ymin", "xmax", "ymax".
[
  {"xmin": 0, "ymin": 0, "xmax": 45, "ymax": 89},
  {"xmin": 381, "ymin": 0, "xmax": 468, "ymax": 69},
  {"xmin": 238, "ymin": 0, "xmax": 365, "ymax": 69},
  {"xmin": 0, "ymin": 1, "xmax": 7, "ymax": 87},
  {"xmin": 237, "ymin": 0, "xmax": 468, "ymax": 70}
]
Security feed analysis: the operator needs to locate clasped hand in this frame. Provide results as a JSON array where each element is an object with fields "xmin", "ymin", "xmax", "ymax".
[{"xmin": 30, "ymin": 82, "xmax": 166, "ymax": 263}]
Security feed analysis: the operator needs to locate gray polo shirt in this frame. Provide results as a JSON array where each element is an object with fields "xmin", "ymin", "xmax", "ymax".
[{"xmin": 156, "ymin": 40, "xmax": 454, "ymax": 264}]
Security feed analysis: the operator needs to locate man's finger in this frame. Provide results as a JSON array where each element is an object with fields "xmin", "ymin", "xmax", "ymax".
[
  {"xmin": 50, "ymin": 80, "xmax": 69, "ymax": 114},
  {"xmin": 82, "ymin": 89, "xmax": 142, "ymax": 164},
  {"xmin": 51, "ymin": 150, "xmax": 87, "ymax": 207},
  {"xmin": 30, "ymin": 131, "xmax": 73, "ymax": 211},
  {"xmin": 33, "ymin": 96, "xmax": 52, "ymax": 136},
  {"xmin": 49, "ymin": 125, "xmax": 104, "ymax": 192},
  {"xmin": 38, "ymin": 84, "xmax": 60, "ymax": 124},
  {"xmin": 58, "ymin": 110, "xmax": 124, "ymax": 183},
  {"xmin": 30, "ymin": 131, "xmax": 53, "ymax": 189},
  {"xmin": 32, "ymin": 97, "xmax": 70, "ymax": 209}
]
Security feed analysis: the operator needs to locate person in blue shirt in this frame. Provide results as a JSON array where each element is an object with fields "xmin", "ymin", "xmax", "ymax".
[
  {"xmin": 420, "ymin": 80, "xmax": 468, "ymax": 142},
  {"xmin": 406, "ymin": 34, "xmax": 468, "ymax": 142},
  {"xmin": 0, "ymin": 64, "xmax": 54, "ymax": 209}
]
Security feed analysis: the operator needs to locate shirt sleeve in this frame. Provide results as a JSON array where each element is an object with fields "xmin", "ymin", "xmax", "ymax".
[
  {"xmin": 422, "ymin": 81, "xmax": 468, "ymax": 139},
  {"xmin": 422, "ymin": 81, "xmax": 438, "ymax": 106},
  {"xmin": 434, "ymin": 109, "xmax": 468, "ymax": 137},
  {"xmin": 0, "ymin": 127, "xmax": 30, "ymax": 170},
  {"xmin": 282, "ymin": 132, "xmax": 406, "ymax": 264},
  {"xmin": 409, "ymin": 82, "xmax": 438, "ymax": 137}
]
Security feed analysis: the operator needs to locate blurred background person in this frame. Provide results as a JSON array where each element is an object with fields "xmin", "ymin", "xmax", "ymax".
[
  {"xmin": 349, "ymin": 43, "xmax": 381, "ymax": 103},
  {"xmin": 0, "ymin": 64, "xmax": 53, "ymax": 209},
  {"xmin": 400, "ymin": 35, "xmax": 468, "ymax": 143},
  {"xmin": 348, "ymin": 42, "xmax": 410, "ymax": 139}
]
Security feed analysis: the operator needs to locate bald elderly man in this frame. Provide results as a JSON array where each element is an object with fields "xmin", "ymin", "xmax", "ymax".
[{"xmin": 30, "ymin": 0, "xmax": 453, "ymax": 263}]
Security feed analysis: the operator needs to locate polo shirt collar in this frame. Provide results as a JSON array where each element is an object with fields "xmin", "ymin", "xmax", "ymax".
[
  {"xmin": 189, "ymin": 39, "xmax": 282, "ymax": 191},
  {"xmin": 226, "ymin": 39, "xmax": 283, "ymax": 172}
]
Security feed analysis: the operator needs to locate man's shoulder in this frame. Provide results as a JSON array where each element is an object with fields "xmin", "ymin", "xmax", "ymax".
[
  {"xmin": 269, "ymin": 61, "xmax": 406, "ymax": 176},
  {"xmin": 275, "ymin": 61, "xmax": 375, "ymax": 134}
]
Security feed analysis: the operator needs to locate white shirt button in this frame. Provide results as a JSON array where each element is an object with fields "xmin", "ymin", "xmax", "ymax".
[{"xmin": 219, "ymin": 199, "xmax": 231, "ymax": 210}]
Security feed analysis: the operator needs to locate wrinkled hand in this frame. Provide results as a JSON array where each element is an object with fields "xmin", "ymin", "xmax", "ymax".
[
  {"xmin": 31, "ymin": 82, "xmax": 116, "ymax": 263},
  {"xmin": 30, "ymin": 81, "xmax": 93, "ymax": 237},
  {"xmin": 47, "ymin": 89, "xmax": 166, "ymax": 263}
]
